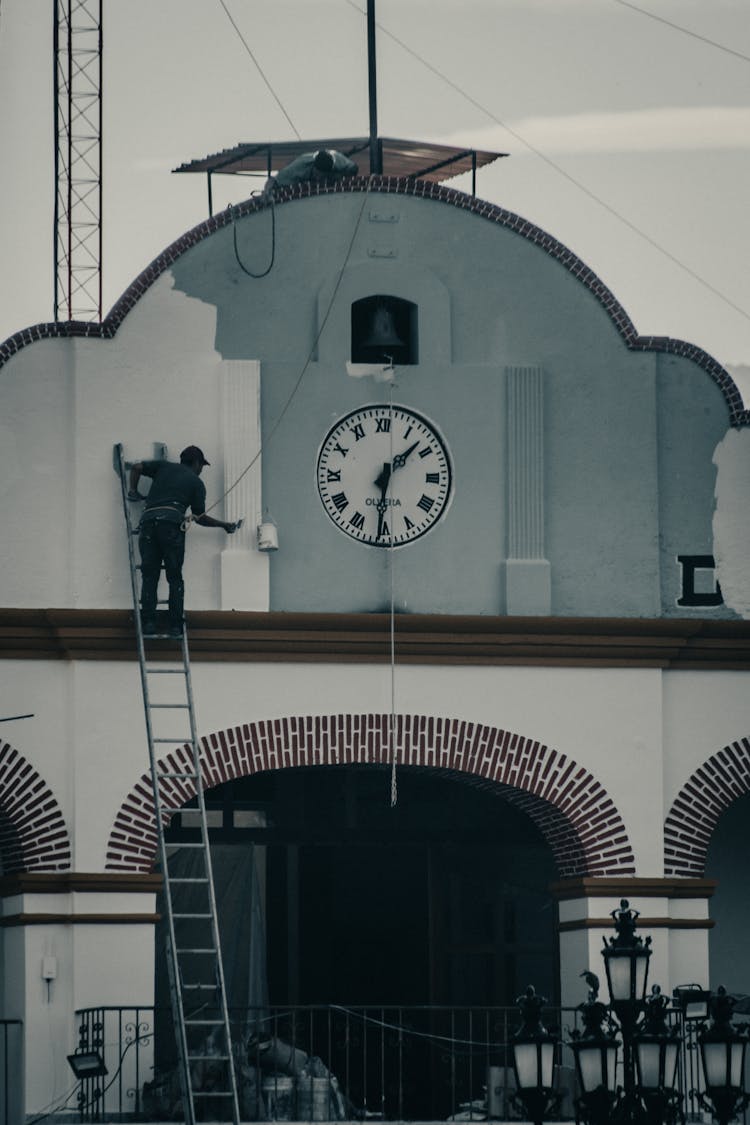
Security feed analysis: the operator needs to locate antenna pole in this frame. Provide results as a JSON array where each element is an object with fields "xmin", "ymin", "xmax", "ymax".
[{"xmin": 367, "ymin": 0, "xmax": 381, "ymax": 174}]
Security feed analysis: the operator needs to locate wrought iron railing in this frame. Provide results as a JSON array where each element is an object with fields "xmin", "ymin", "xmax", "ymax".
[
  {"xmin": 72, "ymin": 1003, "xmax": 745, "ymax": 1122},
  {"xmin": 0, "ymin": 1021, "xmax": 22, "ymax": 1125}
]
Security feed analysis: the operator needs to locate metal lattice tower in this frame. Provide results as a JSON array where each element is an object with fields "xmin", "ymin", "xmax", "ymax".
[{"xmin": 54, "ymin": 0, "xmax": 103, "ymax": 322}]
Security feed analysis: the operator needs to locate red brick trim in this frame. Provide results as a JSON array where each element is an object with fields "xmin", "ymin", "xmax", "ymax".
[
  {"xmin": 664, "ymin": 737, "xmax": 750, "ymax": 876},
  {"xmin": 105, "ymin": 714, "xmax": 635, "ymax": 878},
  {"xmin": 0, "ymin": 742, "xmax": 71, "ymax": 873},
  {"xmin": 0, "ymin": 179, "xmax": 744, "ymax": 424}
]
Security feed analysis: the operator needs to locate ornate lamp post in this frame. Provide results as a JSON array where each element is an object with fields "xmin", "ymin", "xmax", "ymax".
[
  {"xmin": 569, "ymin": 900, "xmax": 683, "ymax": 1125},
  {"xmin": 519, "ymin": 902, "xmax": 749, "ymax": 1125},
  {"xmin": 510, "ymin": 986, "xmax": 560, "ymax": 1125},
  {"xmin": 568, "ymin": 980, "xmax": 620, "ymax": 1124},
  {"xmin": 633, "ymin": 986, "xmax": 683, "ymax": 1125},
  {"xmin": 694, "ymin": 986, "xmax": 750, "ymax": 1125}
]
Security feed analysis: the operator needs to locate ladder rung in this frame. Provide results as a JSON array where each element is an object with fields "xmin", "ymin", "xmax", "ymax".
[
  {"xmin": 193, "ymin": 1092, "xmax": 235, "ymax": 1099},
  {"xmin": 150, "ymin": 703, "xmax": 189, "ymax": 709},
  {"xmin": 174, "ymin": 913, "xmax": 213, "ymax": 919},
  {"xmin": 153, "ymin": 737, "xmax": 192, "ymax": 743},
  {"xmin": 146, "ymin": 668, "xmax": 185, "ymax": 674},
  {"xmin": 188, "ymin": 1054, "xmax": 231, "ymax": 1062},
  {"xmin": 156, "ymin": 771, "xmax": 198, "ymax": 779},
  {"xmin": 182, "ymin": 983, "xmax": 218, "ymax": 991},
  {"xmin": 169, "ymin": 843, "xmax": 207, "ymax": 850},
  {"xmin": 177, "ymin": 948, "xmax": 218, "ymax": 955},
  {"xmin": 169, "ymin": 876, "xmax": 209, "ymax": 883},
  {"xmin": 184, "ymin": 1019, "xmax": 226, "ymax": 1026}
]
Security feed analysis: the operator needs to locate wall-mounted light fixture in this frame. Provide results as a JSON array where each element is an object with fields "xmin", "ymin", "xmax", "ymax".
[{"xmin": 67, "ymin": 1050, "xmax": 108, "ymax": 1079}]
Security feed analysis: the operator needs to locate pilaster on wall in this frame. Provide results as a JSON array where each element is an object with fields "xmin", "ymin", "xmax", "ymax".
[
  {"xmin": 505, "ymin": 366, "xmax": 551, "ymax": 614},
  {"xmin": 219, "ymin": 360, "xmax": 269, "ymax": 610},
  {"xmin": 551, "ymin": 877, "xmax": 716, "ymax": 1008}
]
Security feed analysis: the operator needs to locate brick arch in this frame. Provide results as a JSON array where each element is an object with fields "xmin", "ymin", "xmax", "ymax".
[
  {"xmin": 665, "ymin": 736, "xmax": 750, "ymax": 877},
  {"xmin": 105, "ymin": 714, "xmax": 635, "ymax": 876},
  {"xmin": 0, "ymin": 178, "xmax": 744, "ymax": 424},
  {"xmin": 0, "ymin": 741, "xmax": 71, "ymax": 873}
]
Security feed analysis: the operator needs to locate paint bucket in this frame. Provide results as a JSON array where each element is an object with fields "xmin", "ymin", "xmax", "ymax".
[
  {"xmin": 297, "ymin": 1076, "xmax": 332, "ymax": 1121},
  {"xmin": 262, "ymin": 1075, "xmax": 296, "ymax": 1120}
]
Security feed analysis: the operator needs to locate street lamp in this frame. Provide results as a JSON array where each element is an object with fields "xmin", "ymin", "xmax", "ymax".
[
  {"xmin": 695, "ymin": 986, "xmax": 750, "ymax": 1125},
  {"xmin": 634, "ymin": 986, "xmax": 683, "ymax": 1125},
  {"xmin": 569, "ymin": 900, "xmax": 683, "ymax": 1125},
  {"xmin": 602, "ymin": 900, "xmax": 652, "ymax": 1022},
  {"xmin": 510, "ymin": 985, "xmax": 560, "ymax": 1125},
  {"xmin": 568, "ymin": 982, "xmax": 620, "ymax": 1125}
]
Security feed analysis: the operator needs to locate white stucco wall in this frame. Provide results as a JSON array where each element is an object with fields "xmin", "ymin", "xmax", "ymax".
[
  {"xmin": 0, "ymin": 273, "xmax": 242, "ymax": 612},
  {"xmin": 0, "ymin": 189, "xmax": 739, "ymax": 619},
  {"xmin": 6, "ymin": 657, "xmax": 748, "ymax": 877}
]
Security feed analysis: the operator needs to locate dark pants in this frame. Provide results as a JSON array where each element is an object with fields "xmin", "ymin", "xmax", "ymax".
[{"xmin": 138, "ymin": 519, "xmax": 186, "ymax": 628}]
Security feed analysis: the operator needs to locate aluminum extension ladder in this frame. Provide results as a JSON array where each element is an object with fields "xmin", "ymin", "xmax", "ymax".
[{"xmin": 113, "ymin": 444, "xmax": 240, "ymax": 1125}]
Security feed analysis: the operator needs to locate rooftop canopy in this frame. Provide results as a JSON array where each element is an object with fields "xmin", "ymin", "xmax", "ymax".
[{"xmin": 173, "ymin": 136, "xmax": 507, "ymax": 185}]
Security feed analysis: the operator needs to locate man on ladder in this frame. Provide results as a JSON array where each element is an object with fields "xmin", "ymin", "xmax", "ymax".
[{"xmin": 128, "ymin": 445, "xmax": 238, "ymax": 636}]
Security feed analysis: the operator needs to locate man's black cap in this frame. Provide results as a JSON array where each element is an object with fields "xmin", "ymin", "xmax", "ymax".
[{"xmin": 180, "ymin": 445, "xmax": 210, "ymax": 466}]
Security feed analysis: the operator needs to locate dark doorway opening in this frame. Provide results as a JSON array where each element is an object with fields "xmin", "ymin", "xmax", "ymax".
[{"xmin": 165, "ymin": 765, "xmax": 559, "ymax": 1009}]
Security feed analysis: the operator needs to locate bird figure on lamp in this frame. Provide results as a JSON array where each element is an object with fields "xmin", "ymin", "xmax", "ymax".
[{"xmin": 581, "ymin": 970, "xmax": 600, "ymax": 1002}]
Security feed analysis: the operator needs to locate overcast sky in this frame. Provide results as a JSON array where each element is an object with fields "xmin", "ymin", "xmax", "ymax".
[{"xmin": 1, "ymin": 0, "xmax": 748, "ymax": 382}]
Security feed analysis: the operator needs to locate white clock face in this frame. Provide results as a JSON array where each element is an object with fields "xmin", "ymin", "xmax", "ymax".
[{"xmin": 316, "ymin": 404, "xmax": 453, "ymax": 547}]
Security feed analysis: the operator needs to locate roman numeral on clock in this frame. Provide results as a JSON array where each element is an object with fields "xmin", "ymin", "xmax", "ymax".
[
  {"xmin": 351, "ymin": 423, "xmax": 365, "ymax": 441},
  {"xmin": 326, "ymin": 469, "xmax": 342, "ymax": 483},
  {"xmin": 349, "ymin": 511, "xmax": 365, "ymax": 530},
  {"xmin": 425, "ymin": 472, "xmax": 440, "ymax": 484},
  {"xmin": 376, "ymin": 417, "xmax": 391, "ymax": 433},
  {"xmin": 331, "ymin": 492, "xmax": 348, "ymax": 512},
  {"xmin": 417, "ymin": 494, "xmax": 434, "ymax": 513},
  {"xmin": 404, "ymin": 516, "xmax": 415, "ymax": 531},
  {"xmin": 418, "ymin": 446, "xmax": 431, "ymax": 459}
]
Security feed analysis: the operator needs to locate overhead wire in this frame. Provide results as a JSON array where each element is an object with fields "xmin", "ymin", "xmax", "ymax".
[
  {"xmin": 610, "ymin": 0, "xmax": 750, "ymax": 66},
  {"xmin": 342, "ymin": 0, "xmax": 750, "ymax": 326},
  {"xmin": 216, "ymin": 0, "xmax": 301, "ymax": 140}
]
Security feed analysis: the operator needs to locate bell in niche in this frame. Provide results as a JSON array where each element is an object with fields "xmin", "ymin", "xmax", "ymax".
[{"xmin": 362, "ymin": 304, "xmax": 405, "ymax": 350}]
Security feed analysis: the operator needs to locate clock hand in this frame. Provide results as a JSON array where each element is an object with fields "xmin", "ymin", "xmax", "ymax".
[
  {"xmin": 374, "ymin": 462, "xmax": 392, "ymax": 540},
  {"xmin": 392, "ymin": 441, "xmax": 419, "ymax": 471},
  {"xmin": 374, "ymin": 462, "xmax": 392, "ymax": 494}
]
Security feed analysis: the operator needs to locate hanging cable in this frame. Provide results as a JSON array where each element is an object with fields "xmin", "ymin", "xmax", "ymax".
[
  {"xmin": 216, "ymin": 0, "xmax": 301, "ymax": 139},
  {"xmin": 388, "ymin": 385, "xmax": 398, "ymax": 808},
  {"xmin": 231, "ymin": 196, "xmax": 276, "ymax": 278},
  {"xmin": 203, "ymin": 181, "xmax": 372, "ymax": 516},
  {"xmin": 610, "ymin": 0, "xmax": 750, "ymax": 65},
  {"xmin": 342, "ymin": 0, "xmax": 750, "ymax": 326}
]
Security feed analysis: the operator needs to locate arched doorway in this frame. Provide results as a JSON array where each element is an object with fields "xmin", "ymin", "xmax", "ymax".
[
  {"xmin": 163, "ymin": 764, "xmax": 559, "ymax": 1009},
  {"xmin": 705, "ymin": 791, "xmax": 750, "ymax": 996}
]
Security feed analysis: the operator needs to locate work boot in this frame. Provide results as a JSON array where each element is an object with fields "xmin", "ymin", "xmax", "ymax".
[{"xmin": 141, "ymin": 613, "xmax": 156, "ymax": 635}]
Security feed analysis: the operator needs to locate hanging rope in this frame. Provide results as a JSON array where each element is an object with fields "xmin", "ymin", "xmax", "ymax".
[
  {"xmin": 388, "ymin": 386, "xmax": 398, "ymax": 808},
  {"xmin": 231, "ymin": 197, "xmax": 276, "ymax": 279}
]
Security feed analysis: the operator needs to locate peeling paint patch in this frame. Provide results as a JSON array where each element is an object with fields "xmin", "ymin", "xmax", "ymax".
[{"xmin": 713, "ymin": 428, "xmax": 750, "ymax": 618}]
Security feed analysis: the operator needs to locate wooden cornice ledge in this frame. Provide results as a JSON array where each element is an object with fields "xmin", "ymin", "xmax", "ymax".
[{"xmin": 1, "ymin": 608, "xmax": 750, "ymax": 668}]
